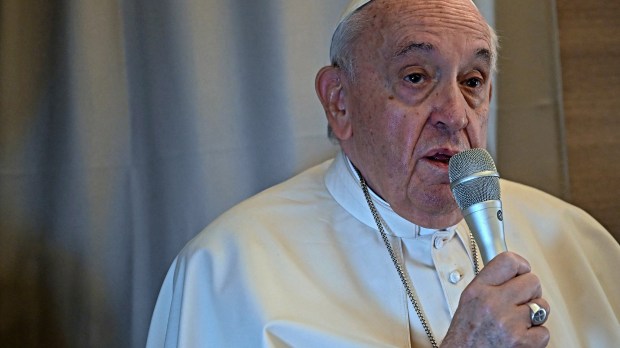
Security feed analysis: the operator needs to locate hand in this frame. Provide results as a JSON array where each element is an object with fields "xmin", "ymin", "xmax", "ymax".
[{"xmin": 441, "ymin": 252, "xmax": 550, "ymax": 347}]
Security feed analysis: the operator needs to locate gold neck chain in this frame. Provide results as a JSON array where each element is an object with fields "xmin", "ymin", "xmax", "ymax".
[{"xmin": 356, "ymin": 169, "xmax": 480, "ymax": 348}]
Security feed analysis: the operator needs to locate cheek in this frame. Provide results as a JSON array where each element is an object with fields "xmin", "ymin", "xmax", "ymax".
[
  {"xmin": 380, "ymin": 110, "xmax": 429, "ymax": 178},
  {"xmin": 469, "ymin": 108, "xmax": 490, "ymax": 147},
  {"xmin": 385, "ymin": 109, "xmax": 423, "ymax": 148},
  {"xmin": 353, "ymin": 90, "xmax": 390, "ymax": 131}
]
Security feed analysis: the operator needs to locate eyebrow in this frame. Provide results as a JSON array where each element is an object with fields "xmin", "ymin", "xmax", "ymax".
[
  {"xmin": 394, "ymin": 42, "xmax": 493, "ymax": 66},
  {"xmin": 475, "ymin": 48, "xmax": 492, "ymax": 65},
  {"xmin": 394, "ymin": 42, "xmax": 434, "ymax": 58}
]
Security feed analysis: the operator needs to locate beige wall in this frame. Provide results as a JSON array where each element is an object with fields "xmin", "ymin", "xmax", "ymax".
[{"xmin": 556, "ymin": 0, "xmax": 620, "ymax": 241}]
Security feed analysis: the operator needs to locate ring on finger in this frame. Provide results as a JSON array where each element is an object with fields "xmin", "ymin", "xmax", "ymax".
[{"xmin": 527, "ymin": 302, "xmax": 548, "ymax": 326}]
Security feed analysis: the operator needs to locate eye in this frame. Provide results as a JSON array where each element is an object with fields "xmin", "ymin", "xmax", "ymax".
[
  {"xmin": 404, "ymin": 73, "xmax": 426, "ymax": 84},
  {"xmin": 464, "ymin": 77, "xmax": 482, "ymax": 88}
]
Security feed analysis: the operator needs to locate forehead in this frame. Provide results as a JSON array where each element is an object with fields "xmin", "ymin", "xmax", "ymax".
[{"xmin": 360, "ymin": 0, "xmax": 491, "ymax": 57}]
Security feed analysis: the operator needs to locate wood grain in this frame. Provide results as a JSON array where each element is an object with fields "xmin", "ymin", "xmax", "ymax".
[{"xmin": 556, "ymin": 0, "xmax": 620, "ymax": 240}]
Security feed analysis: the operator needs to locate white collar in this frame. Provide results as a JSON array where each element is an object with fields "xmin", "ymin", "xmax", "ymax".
[{"xmin": 324, "ymin": 151, "xmax": 467, "ymax": 239}]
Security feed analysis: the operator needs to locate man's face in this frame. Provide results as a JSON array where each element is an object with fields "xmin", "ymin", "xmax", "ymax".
[{"xmin": 338, "ymin": 0, "xmax": 493, "ymax": 228}]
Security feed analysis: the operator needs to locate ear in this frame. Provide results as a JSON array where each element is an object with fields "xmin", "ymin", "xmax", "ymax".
[{"xmin": 315, "ymin": 66, "xmax": 352, "ymax": 140}]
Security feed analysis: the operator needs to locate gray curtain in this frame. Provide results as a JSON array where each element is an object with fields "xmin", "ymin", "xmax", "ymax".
[{"xmin": 1, "ymin": 0, "xmax": 562, "ymax": 347}]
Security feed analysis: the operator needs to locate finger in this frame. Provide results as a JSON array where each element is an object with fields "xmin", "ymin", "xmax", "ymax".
[
  {"xmin": 500, "ymin": 272, "xmax": 543, "ymax": 305},
  {"xmin": 526, "ymin": 297, "xmax": 551, "ymax": 326},
  {"xmin": 476, "ymin": 252, "xmax": 532, "ymax": 286},
  {"xmin": 520, "ymin": 299, "xmax": 551, "ymax": 331},
  {"xmin": 523, "ymin": 325, "xmax": 551, "ymax": 348},
  {"xmin": 531, "ymin": 297, "xmax": 551, "ymax": 317}
]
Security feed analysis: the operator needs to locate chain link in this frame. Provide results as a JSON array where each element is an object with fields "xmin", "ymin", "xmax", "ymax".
[{"xmin": 356, "ymin": 168, "xmax": 480, "ymax": 347}]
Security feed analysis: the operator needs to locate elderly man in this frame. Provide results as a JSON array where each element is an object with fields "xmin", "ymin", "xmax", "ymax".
[{"xmin": 147, "ymin": 0, "xmax": 620, "ymax": 347}]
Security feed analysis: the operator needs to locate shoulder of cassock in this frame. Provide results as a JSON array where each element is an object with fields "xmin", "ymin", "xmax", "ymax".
[
  {"xmin": 150, "ymin": 163, "xmax": 620, "ymax": 346},
  {"xmin": 499, "ymin": 179, "xmax": 620, "ymax": 345}
]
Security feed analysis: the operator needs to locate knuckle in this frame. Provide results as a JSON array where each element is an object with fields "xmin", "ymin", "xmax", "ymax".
[
  {"xmin": 526, "ymin": 273, "xmax": 542, "ymax": 294},
  {"xmin": 535, "ymin": 282, "xmax": 543, "ymax": 296},
  {"xmin": 461, "ymin": 283, "xmax": 492, "ymax": 305},
  {"xmin": 529, "ymin": 272, "xmax": 541, "ymax": 285}
]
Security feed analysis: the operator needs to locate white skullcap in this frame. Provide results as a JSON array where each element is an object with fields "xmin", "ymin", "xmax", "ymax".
[{"xmin": 338, "ymin": 0, "xmax": 373, "ymax": 24}]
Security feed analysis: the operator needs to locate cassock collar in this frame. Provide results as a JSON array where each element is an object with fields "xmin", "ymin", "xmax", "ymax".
[{"xmin": 325, "ymin": 151, "xmax": 464, "ymax": 239}]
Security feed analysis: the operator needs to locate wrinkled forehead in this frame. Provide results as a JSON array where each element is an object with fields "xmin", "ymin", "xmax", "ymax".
[
  {"xmin": 338, "ymin": 0, "xmax": 479, "ymax": 24},
  {"xmin": 336, "ymin": 0, "xmax": 491, "ymax": 51}
]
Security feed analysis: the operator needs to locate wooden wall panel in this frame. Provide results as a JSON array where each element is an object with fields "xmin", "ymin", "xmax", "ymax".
[
  {"xmin": 556, "ymin": 0, "xmax": 620, "ymax": 241},
  {"xmin": 495, "ymin": 1, "xmax": 568, "ymax": 201}
]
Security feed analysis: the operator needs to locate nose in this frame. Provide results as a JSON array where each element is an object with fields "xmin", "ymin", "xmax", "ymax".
[{"xmin": 429, "ymin": 82, "xmax": 469, "ymax": 132}]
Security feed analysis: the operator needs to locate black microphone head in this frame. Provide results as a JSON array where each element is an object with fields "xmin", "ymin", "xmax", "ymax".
[{"xmin": 449, "ymin": 148, "xmax": 501, "ymax": 210}]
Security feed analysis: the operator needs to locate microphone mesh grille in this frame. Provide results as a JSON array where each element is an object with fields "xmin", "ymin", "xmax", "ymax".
[{"xmin": 448, "ymin": 148, "xmax": 501, "ymax": 210}]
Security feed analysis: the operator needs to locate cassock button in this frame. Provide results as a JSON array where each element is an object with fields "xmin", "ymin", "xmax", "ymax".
[
  {"xmin": 449, "ymin": 271, "xmax": 463, "ymax": 284},
  {"xmin": 434, "ymin": 237, "xmax": 448, "ymax": 249}
]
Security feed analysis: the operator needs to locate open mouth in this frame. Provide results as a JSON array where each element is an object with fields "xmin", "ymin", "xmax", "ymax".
[{"xmin": 426, "ymin": 153, "xmax": 453, "ymax": 165}]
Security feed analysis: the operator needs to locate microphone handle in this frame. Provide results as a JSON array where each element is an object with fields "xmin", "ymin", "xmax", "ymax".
[{"xmin": 463, "ymin": 200, "xmax": 507, "ymax": 265}]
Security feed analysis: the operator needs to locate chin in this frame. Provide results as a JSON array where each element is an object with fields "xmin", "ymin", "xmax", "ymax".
[{"xmin": 413, "ymin": 186, "xmax": 459, "ymax": 215}]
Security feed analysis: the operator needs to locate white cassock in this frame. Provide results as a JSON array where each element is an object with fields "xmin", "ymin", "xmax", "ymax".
[{"xmin": 147, "ymin": 151, "xmax": 620, "ymax": 347}]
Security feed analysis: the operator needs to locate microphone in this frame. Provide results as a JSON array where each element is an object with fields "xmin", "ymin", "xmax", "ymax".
[{"xmin": 448, "ymin": 148, "xmax": 507, "ymax": 265}]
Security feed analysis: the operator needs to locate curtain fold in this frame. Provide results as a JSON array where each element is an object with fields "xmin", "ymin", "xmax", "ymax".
[{"xmin": 1, "ymin": 1, "xmax": 345, "ymax": 346}]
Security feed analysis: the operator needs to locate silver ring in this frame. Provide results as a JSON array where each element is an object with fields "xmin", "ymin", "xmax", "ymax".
[{"xmin": 528, "ymin": 302, "xmax": 548, "ymax": 326}]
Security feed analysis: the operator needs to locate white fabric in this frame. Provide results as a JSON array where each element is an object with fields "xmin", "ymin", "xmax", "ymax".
[
  {"xmin": 338, "ymin": 0, "xmax": 373, "ymax": 23},
  {"xmin": 147, "ymin": 151, "xmax": 620, "ymax": 347}
]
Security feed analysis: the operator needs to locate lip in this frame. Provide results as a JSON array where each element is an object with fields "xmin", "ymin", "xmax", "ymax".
[
  {"xmin": 422, "ymin": 148, "xmax": 462, "ymax": 164},
  {"xmin": 420, "ymin": 148, "xmax": 464, "ymax": 173},
  {"xmin": 422, "ymin": 148, "xmax": 461, "ymax": 158}
]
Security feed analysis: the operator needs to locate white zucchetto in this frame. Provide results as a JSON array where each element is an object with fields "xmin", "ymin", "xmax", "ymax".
[{"xmin": 338, "ymin": 0, "xmax": 373, "ymax": 24}]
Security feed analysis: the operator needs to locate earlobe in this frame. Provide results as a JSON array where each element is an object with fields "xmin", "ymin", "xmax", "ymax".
[{"xmin": 315, "ymin": 66, "xmax": 352, "ymax": 140}]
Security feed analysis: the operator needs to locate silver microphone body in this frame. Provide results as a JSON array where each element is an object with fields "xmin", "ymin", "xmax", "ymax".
[
  {"xmin": 449, "ymin": 148, "xmax": 507, "ymax": 265},
  {"xmin": 462, "ymin": 200, "xmax": 507, "ymax": 264}
]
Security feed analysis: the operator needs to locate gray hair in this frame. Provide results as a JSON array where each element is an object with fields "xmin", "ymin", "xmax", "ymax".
[
  {"xmin": 329, "ymin": 7, "xmax": 373, "ymax": 80},
  {"xmin": 327, "ymin": 8, "xmax": 372, "ymax": 141},
  {"xmin": 331, "ymin": 6, "xmax": 500, "ymax": 76}
]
